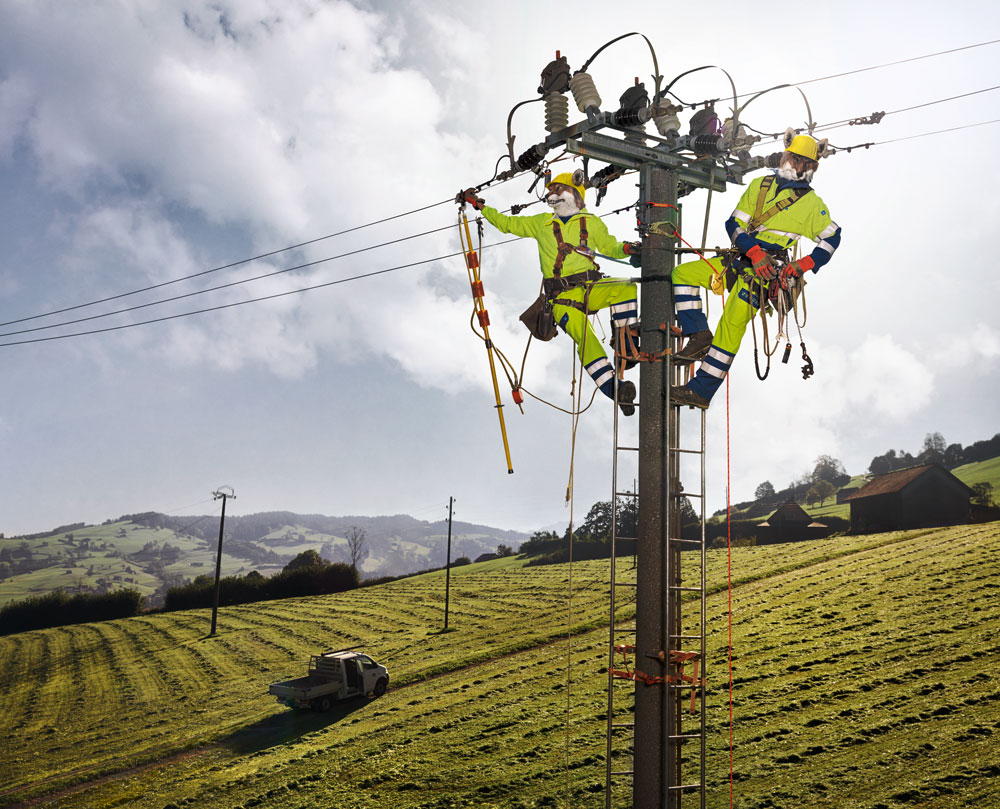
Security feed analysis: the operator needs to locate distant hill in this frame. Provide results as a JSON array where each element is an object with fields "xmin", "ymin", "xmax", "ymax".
[{"xmin": 0, "ymin": 511, "xmax": 528, "ymax": 609}]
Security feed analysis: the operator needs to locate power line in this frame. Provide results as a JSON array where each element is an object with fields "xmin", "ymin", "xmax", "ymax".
[
  {"xmin": 790, "ymin": 38, "xmax": 1000, "ymax": 89},
  {"xmin": 747, "ymin": 85, "xmax": 1000, "ymax": 139},
  {"xmin": 831, "ymin": 118, "xmax": 1000, "ymax": 152},
  {"xmin": 0, "ymin": 238, "xmax": 522, "ymax": 348},
  {"xmin": 0, "ymin": 197, "xmax": 454, "ymax": 329},
  {"xmin": 0, "ymin": 222, "xmax": 457, "ymax": 338},
  {"xmin": 671, "ymin": 38, "xmax": 1000, "ymax": 108}
]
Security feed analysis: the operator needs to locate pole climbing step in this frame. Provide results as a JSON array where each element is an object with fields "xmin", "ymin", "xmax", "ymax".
[{"xmin": 605, "ymin": 342, "xmax": 709, "ymax": 809}]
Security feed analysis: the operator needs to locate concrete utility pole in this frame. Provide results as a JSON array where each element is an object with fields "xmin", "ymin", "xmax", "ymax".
[
  {"xmin": 634, "ymin": 165, "xmax": 683, "ymax": 807},
  {"xmin": 444, "ymin": 496, "xmax": 454, "ymax": 630},
  {"xmin": 209, "ymin": 486, "xmax": 236, "ymax": 636}
]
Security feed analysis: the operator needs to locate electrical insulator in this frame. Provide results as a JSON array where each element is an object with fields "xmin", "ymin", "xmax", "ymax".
[
  {"xmin": 515, "ymin": 143, "xmax": 548, "ymax": 172},
  {"xmin": 613, "ymin": 80, "xmax": 649, "ymax": 129},
  {"xmin": 613, "ymin": 107, "xmax": 648, "ymax": 127},
  {"xmin": 692, "ymin": 134, "xmax": 724, "ymax": 156},
  {"xmin": 652, "ymin": 101, "xmax": 681, "ymax": 138},
  {"xmin": 569, "ymin": 71, "xmax": 601, "ymax": 113},
  {"xmin": 544, "ymin": 92, "xmax": 569, "ymax": 133}
]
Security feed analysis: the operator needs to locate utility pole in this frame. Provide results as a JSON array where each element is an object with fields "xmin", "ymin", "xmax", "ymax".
[
  {"xmin": 634, "ymin": 165, "xmax": 682, "ymax": 807},
  {"xmin": 444, "ymin": 496, "xmax": 454, "ymax": 630},
  {"xmin": 209, "ymin": 486, "xmax": 235, "ymax": 636}
]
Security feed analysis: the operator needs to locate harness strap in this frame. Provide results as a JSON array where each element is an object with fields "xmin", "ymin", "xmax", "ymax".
[
  {"xmin": 551, "ymin": 217, "xmax": 594, "ymax": 278},
  {"xmin": 542, "ymin": 269, "xmax": 605, "ymax": 299},
  {"xmin": 748, "ymin": 175, "xmax": 810, "ymax": 233}
]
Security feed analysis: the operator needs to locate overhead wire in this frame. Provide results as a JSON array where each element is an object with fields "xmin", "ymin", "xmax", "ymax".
[
  {"xmin": 0, "ymin": 222, "xmax": 458, "ymax": 338},
  {"xmin": 0, "ymin": 239, "xmax": 522, "ymax": 348},
  {"xmin": 0, "ymin": 197, "xmax": 456, "ymax": 329}
]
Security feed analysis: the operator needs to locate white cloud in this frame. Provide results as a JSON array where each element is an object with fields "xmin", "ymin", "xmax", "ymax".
[{"xmin": 931, "ymin": 323, "xmax": 1000, "ymax": 366}]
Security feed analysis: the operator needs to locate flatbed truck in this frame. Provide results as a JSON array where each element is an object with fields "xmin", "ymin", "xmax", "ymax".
[{"xmin": 269, "ymin": 649, "xmax": 389, "ymax": 712}]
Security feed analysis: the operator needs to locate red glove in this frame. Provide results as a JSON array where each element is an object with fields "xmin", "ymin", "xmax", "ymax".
[
  {"xmin": 746, "ymin": 245, "xmax": 777, "ymax": 281},
  {"xmin": 456, "ymin": 188, "xmax": 485, "ymax": 210},
  {"xmin": 779, "ymin": 256, "xmax": 815, "ymax": 289},
  {"xmin": 622, "ymin": 241, "xmax": 641, "ymax": 256}
]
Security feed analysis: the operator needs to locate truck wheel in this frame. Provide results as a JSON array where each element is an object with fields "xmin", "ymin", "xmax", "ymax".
[
  {"xmin": 313, "ymin": 696, "xmax": 333, "ymax": 712},
  {"xmin": 373, "ymin": 678, "xmax": 388, "ymax": 698}
]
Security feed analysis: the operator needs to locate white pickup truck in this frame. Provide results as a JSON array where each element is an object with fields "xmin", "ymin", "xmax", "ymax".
[{"xmin": 268, "ymin": 650, "xmax": 390, "ymax": 712}]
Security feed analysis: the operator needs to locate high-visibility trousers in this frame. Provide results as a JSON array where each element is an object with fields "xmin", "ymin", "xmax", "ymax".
[
  {"xmin": 671, "ymin": 256, "xmax": 763, "ymax": 402},
  {"xmin": 551, "ymin": 278, "xmax": 638, "ymax": 396}
]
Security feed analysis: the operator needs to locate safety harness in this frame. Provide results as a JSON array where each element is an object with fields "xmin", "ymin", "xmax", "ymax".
[
  {"xmin": 520, "ymin": 217, "xmax": 607, "ymax": 341},
  {"xmin": 723, "ymin": 177, "xmax": 816, "ymax": 381},
  {"xmin": 747, "ymin": 175, "xmax": 810, "ymax": 233}
]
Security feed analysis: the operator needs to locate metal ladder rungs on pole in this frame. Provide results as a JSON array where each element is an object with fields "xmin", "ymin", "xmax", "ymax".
[{"xmin": 607, "ymin": 361, "xmax": 708, "ymax": 809}]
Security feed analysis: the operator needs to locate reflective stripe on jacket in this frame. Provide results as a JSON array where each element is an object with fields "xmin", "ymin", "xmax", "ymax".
[{"xmin": 481, "ymin": 207, "xmax": 628, "ymax": 278}]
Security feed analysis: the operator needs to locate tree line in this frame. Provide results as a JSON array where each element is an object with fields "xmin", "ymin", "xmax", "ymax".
[{"xmin": 867, "ymin": 432, "xmax": 1000, "ymax": 475}]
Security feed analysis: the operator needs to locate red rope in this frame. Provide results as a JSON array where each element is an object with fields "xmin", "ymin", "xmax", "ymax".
[{"xmin": 726, "ymin": 371, "xmax": 734, "ymax": 807}]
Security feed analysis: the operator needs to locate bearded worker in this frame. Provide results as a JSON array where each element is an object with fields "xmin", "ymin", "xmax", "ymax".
[
  {"xmin": 461, "ymin": 172, "xmax": 642, "ymax": 416},
  {"xmin": 669, "ymin": 134, "xmax": 842, "ymax": 409}
]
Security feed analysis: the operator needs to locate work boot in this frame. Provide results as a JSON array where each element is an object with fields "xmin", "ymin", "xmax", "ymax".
[
  {"xmin": 670, "ymin": 385, "xmax": 710, "ymax": 410},
  {"xmin": 616, "ymin": 380, "xmax": 636, "ymax": 417},
  {"xmin": 673, "ymin": 329, "xmax": 713, "ymax": 364}
]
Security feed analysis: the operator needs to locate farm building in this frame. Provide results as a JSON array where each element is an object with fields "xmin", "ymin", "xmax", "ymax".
[
  {"xmin": 843, "ymin": 463, "xmax": 972, "ymax": 533},
  {"xmin": 755, "ymin": 500, "xmax": 831, "ymax": 545},
  {"xmin": 837, "ymin": 485, "xmax": 862, "ymax": 504}
]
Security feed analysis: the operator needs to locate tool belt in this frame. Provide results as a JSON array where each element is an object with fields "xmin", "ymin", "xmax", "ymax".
[{"xmin": 520, "ymin": 270, "xmax": 607, "ymax": 342}]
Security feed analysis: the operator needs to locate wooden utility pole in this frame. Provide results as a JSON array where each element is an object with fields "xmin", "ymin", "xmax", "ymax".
[
  {"xmin": 209, "ymin": 486, "xmax": 235, "ymax": 636},
  {"xmin": 444, "ymin": 496, "xmax": 454, "ymax": 630}
]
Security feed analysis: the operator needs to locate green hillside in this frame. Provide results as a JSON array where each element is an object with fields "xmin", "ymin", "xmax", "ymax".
[{"xmin": 0, "ymin": 524, "xmax": 998, "ymax": 808}]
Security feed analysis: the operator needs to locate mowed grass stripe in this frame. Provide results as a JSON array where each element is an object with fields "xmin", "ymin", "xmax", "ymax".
[{"xmin": 2, "ymin": 524, "xmax": 997, "ymax": 808}]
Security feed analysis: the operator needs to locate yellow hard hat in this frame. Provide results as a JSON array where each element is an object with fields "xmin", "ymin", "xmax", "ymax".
[
  {"xmin": 547, "ymin": 171, "xmax": 586, "ymax": 202},
  {"xmin": 785, "ymin": 134, "xmax": 819, "ymax": 162}
]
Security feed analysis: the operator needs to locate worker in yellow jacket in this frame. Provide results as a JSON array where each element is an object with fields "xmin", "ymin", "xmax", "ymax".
[
  {"xmin": 671, "ymin": 134, "xmax": 842, "ymax": 409},
  {"xmin": 462, "ymin": 172, "xmax": 641, "ymax": 415}
]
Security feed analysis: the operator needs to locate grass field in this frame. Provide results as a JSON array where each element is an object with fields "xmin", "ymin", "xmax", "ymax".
[{"xmin": 0, "ymin": 523, "xmax": 998, "ymax": 808}]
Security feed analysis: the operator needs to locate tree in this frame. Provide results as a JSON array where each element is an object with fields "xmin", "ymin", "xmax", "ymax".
[
  {"xmin": 812, "ymin": 455, "xmax": 847, "ymax": 485},
  {"xmin": 284, "ymin": 549, "xmax": 327, "ymax": 572},
  {"xmin": 869, "ymin": 449, "xmax": 896, "ymax": 476},
  {"xmin": 346, "ymin": 526, "xmax": 368, "ymax": 575},
  {"xmin": 496, "ymin": 544, "xmax": 514, "ymax": 557},
  {"xmin": 579, "ymin": 500, "xmax": 614, "ymax": 542},
  {"xmin": 943, "ymin": 443, "xmax": 964, "ymax": 468},
  {"xmin": 919, "ymin": 432, "xmax": 947, "ymax": 464},
  {"xmin": 971, "ymin": 482, "xmax": 994, "ymax": 507},
  {"xmin": 806, "ymin": 479, "xmax": 836, "ymax": 507},
  {"xmin": 755, "ymin": 481, "xmax": 776, "ymax": 501}
]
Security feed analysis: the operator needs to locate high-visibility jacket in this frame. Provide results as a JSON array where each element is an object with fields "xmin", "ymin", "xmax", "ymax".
[
  {"xmin": 480, "ymin": 206, "xmax": 628, "ymax": 278},
  {"xmin": 725, "ymin": 174, "xmax": 842, "ymax": 271}
]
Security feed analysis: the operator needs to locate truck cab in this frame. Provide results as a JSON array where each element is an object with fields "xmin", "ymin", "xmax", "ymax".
[{"xmin": 269, "ymin": 650, "xmax": 390, "ymax": 712}]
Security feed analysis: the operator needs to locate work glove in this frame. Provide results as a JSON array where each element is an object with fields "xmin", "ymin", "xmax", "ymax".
[
  {"xmin": 746, "ymin": 245, "xmax": 777, "ymax": 281},
  {"xmin": 456, "ymin": 188, "xmax": 485, "ymax": 210},
  {"xmin": 778, "ymin": 256, "xmax": 815, "ymax": 290},
  {"xmin": 623, "ymin": 241, "xmax": 642, "ymax": 268}
]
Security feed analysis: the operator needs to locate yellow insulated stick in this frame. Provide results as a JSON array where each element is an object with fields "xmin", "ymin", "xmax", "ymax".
[{"xmin": 460, "ymin": 210, "xmax": 514, "ymax": 474}]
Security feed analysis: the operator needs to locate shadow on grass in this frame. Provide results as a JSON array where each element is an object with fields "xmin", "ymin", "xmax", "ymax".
[{"xmin": 219, "ymin": 697, "xmax": 368, "ymax": 755}]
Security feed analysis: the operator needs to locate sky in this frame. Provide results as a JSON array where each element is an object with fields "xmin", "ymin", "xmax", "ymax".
[{"xmin": 1, "ymin": 0, "xmax": 998, "ymax": 538}]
